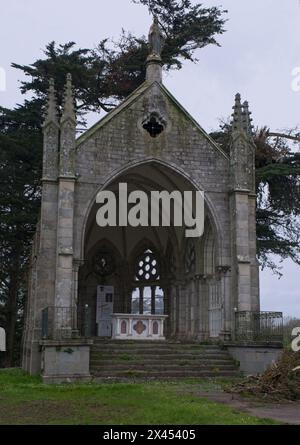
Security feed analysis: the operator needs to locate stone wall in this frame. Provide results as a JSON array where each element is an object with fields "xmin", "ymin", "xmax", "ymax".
[
  {"xmin": 22, "ymin": 78, "xmax": 259, "ymax": 377},
  {"xmin": 227, "ymin": 343, "xmax": 283, "ymax": 375}
]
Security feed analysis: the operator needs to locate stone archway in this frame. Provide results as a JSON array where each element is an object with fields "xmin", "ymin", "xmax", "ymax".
[{"xmin": 78, "ymin": 161, "xmax": 222, "ymax": 340}]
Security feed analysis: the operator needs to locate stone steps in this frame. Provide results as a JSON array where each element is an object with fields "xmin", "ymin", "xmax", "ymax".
[
  {"xmin": 91, "ymin": 352, "xmax": 231, "ymax": 359},
  {"xmin": 90, "ymin": 363, "xmax": 237, "ymax": 371},
  {"xmin": 90, "ymin": 355, "xmax": 232, "ymax": 366},
  {"xmin": 91, "ymin": 369, "xmax": 239, "ymax": 378},
  {"xmin": 90, "ymin": 340, "xmax": 240, "ymax": 379},
  {"xmin": 91, "ymin": 347, "xmax": 225, "ymax": 354},
  {"xmin": 90, "ymin": 340, "xmax": 221, "ymax": 349}
]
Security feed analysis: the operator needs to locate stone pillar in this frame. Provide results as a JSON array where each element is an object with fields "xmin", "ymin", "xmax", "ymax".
[
  {"xmin": 198, "ymin": 277, "xmax": 209, "ymax": 340},
  {"xmin": 146, "ymin": 57, "xmax": 163, "ymax": 83},
  {"xmin": 230, "ymin": 94, "xmax": 258, "ymax": 316},
  {"xmin": 194, "ymin": 277, "xmax": 201, "ymax": 337},
  {"xmin": 54, "ymin": 74, "xmax": 77, "ymax": 336},
  {"xmin": 218, "ymin": 266, "xmax": 232, "ymax": 340},
  {"xmin": 171, "ymin": 284, "xmax": 179, "ymax": 337},
  {"xmin": 190, "ymin": 279, "xmax": 197, "ymax": 338},
  {"xmin": 72, "ymin": 260, "xmax": 84, "ymax": 333},
  {"xmin": 249, "ymin": 195, "xmax": 260, "ymax": 311},
  {"xmin": 186, "ymin": 281, "xmax": 192, "ymax": 338},
  {"xmin": 22, "ymin": 79, "xmax": 59, "ymax": 374},
  {"xmin": 36, "ymin": 75, "xmax": 93, "ymax": 384},
  {"xmin": 214, "ymin": 266, "xmax": 231, "ymax": 341},
  {"xmin": 163, "ymin": 285, "xmax": 171, "ymax": 337},
  {"xmin": 230, "ymin": 191, "xmax": 252, "ymax": 311},
  {"xmin": 177, "ymin": 282, "xmax": 187, "ymax": 338}
]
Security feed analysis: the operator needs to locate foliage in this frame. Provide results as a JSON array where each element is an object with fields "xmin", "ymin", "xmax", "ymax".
[
  {"xmin": 0, "ymin": 0, "xmax": 227, "ymax": 366},
  {"xmin": 0, "ymin": 370, "xmax": 278, "ymax": 425},
  {"xmin": 230, "ymin": 350, "xmax": 300, "ymax": 401},
  {"xmin": 12, "ymin": 0, "xmax": 227, "ymax": 120},
  {"xmin": 255, "ymin": 128, "xmax": 300, "ymax": 273},
  {"xmin": 0, "ymin": 101, "xmax": 43, "ymax": 365},
  {"xmin": 133, "ymin": 0, "xmax": 227, "ymax": 68},
  {"xmin": 210, "ymin": 125, "xmax": 300, "ymax": 274}
]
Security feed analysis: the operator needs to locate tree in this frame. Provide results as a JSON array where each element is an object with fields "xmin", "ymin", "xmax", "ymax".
[
  {"xmin": 0, "ymin": 101, "xmax": 42, "ymax": 365},
  {"xmin": 0, "ymin": 0, "xmax": 227, "ymax": 365},
  {"xmin": 255, "ymin": 128, "xmax": 300, "ymax": 274},
  {"xmin": 12, "ymin": 0, "xmax": 227, "ymax": 119},
  {"xmin": 210, "ymin": 125, "xmax": 300, "ymax": 274}
]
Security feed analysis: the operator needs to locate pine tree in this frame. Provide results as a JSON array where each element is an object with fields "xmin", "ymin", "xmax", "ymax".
[{"xmin": 0, "ymin": 0, "xmax": 227, "ymax": 365}]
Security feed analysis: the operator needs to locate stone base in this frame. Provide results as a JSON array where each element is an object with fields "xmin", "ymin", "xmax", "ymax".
[
  {"xmin": 225, "ymin": 342, "xmax": 283, "ymax": 375},
  {"xmin": 40, "ymin": 338, "xmax": 93, "ymax": 384}
]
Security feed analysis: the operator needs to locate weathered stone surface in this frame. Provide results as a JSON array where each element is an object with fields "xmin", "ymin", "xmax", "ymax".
[
  {"xmin": 40, "ymin": 339, "xmax": 93, "ymax": 384},
  {"xmin": 22, "ymin": 33, "xmax": 263, "ymax": 381},
  {"xmin": 227, "ymin": 344, "xmax": 283, "ymax": 375}
]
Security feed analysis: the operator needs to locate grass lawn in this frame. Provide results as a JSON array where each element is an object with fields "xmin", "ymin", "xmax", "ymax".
[{"xmin": 0, "ymin": 369, "xmax": 279, "ymax": 425}]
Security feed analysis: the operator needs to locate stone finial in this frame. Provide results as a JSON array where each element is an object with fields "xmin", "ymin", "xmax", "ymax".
[
  {"xmin": 43, "ymin": 78, "xmax": 58, "ymax": 128},
  {"xmin": 42, "ymin": 78, "xmax": 59, "ymax": 180},
  {"xmin": 61, "ymin": 73, "xmax": 76, "ymax": 124},
  {"xmin": 232, "ymin": 94, "xmax": 253, "ymax": 137},
  {"xmin": 231, "ymin": 93, "xmax": 243, "ymax": 132},
  {"xmin": 242, "ymin": 101, "xmax": 254, "ymax": 136},
  {"xmin": 230, "ymin": 94, "xmax": 255, "ymax": 192},
  {"xmin": 146, "ymin": 17, "xmax": 164, "ymax": 83}
]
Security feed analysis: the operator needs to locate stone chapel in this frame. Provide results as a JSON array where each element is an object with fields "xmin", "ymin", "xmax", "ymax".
[{"xmin": 22, "ymin": 19, "xmax": 282, "ymax": 382}]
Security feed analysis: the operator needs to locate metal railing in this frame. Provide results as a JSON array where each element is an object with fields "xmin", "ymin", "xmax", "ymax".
[
  {"xmin": 41, "ymin": 306, "xmax": 77, "ymax": 340},
  {"xmin": 77, "ymin": 305, "xmax": 92, "ymax": 338},
  {"xmin": 235, "ymin": 311, "xmax": 283, "ymax": 342},
  {"xmin": 41, "ymin": 305, "xmax": 92, "ymax": 339}
]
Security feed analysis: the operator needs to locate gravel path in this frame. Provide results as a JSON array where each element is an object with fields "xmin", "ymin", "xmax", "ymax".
[{"xmin": 196, "ymin": 391, "xmax": 300, "ymax": 425}]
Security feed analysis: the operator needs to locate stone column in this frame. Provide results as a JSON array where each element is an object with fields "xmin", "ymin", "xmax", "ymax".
[
  {"xmin": 229, "ymin": 94, "xmax": 258, "ymax": 316},
  {"xmin": 177, "ymin": 281, "xmax": 187, "ymax": 338},
  {"xmin": 249, "ymin": 194, "xmax": 260, "ymax": 311},
  {"xmin": 230, "ymin": 191, "xmax": 252, "ymax": 311},
  {"xmin": 198, "ymin": 277, "xmax": 210, "ymax": 340},
  {"xmin": 193, "ymin": 277, "xmax": 201, "ymax": 337},
  {"xmin": 220, "ymin": 266, "xmax": 232, "ymax": 340},
  {"xmin": 171, "ymin": 283, "xmax": 178, "ymax": 337},
  {"xmin": 22, "ymin": 79, "xmax": 59, "ymax": 373},
  {"xmin": 54, "ymin": 74, "xmax": 77, "ymax": 337},
  {"xmin": 190, "ymin": 279, "xmax": 197, "ymax": 338}
]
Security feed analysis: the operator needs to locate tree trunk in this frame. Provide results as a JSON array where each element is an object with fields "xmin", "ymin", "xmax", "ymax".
[
  {"xmin": 268, "ymin": 131, "xmax": 300, "ymax": 142},
  {"xmin": 4, "ymin": 262, "xmax": 19, "ymax": 367}
]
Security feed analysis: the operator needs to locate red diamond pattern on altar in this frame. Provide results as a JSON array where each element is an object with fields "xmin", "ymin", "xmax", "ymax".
[{"xmin": 133, "ymin": 320, "xmax": 147, "ymax": 335}]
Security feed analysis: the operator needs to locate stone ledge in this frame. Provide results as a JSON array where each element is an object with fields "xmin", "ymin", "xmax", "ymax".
[
  {"xmin": 224, "ymin": 341, "xmax": 283, "ymax": 349},
  {"xmin": 39, "ymin": 338, "xmax": 94, "ymax": 347},
  {"xmin": 42, "ymin": 373, "xmax": 92, "ymax": 384}
]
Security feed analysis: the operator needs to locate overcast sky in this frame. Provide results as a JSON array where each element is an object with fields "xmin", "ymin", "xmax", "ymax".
[{"xmin": 0, "ymin": 0, "xmax": 299, "ymax": 317}]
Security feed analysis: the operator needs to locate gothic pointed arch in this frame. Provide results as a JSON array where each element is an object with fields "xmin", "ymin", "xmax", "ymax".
[{"xmin": 79, "ymin": 159, "xmax": 224, "ymax": 263}]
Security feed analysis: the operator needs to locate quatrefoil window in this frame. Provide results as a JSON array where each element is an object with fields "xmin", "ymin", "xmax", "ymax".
[{"xmin": 142, "ymin": 113, "xmax": 165, "ymax": 138}]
